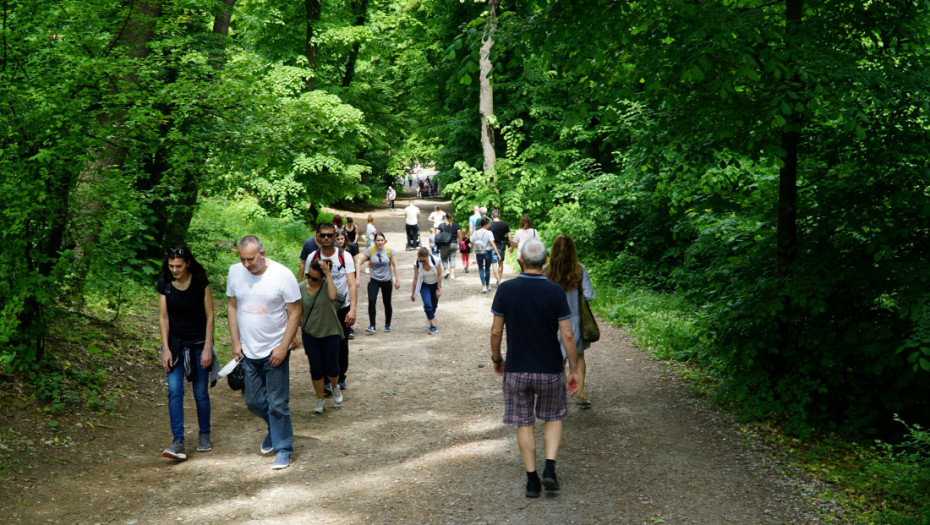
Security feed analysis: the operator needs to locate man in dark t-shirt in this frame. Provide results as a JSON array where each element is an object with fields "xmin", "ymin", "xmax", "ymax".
[
  {"xmin": 488, "ymin": 209, "xmax": 511, "ymax": 285},
  {"xmin": 490, "ymin": 238, "xmax": 579, "ymax": 499}
]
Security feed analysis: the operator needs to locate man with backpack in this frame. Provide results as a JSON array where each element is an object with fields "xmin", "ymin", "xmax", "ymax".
[{"xmin": 298, "ymin": 223, "xmax": 357, "ymax": 391}]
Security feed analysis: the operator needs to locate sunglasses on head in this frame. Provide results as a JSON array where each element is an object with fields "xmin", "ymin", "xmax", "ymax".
[
  {"xmin": 166, "ymin": 247, "xmax": 186, "ymax": 257},
  {"xmin": 319, "ymin": 233, "xmax": 334, "ymax": 239}
]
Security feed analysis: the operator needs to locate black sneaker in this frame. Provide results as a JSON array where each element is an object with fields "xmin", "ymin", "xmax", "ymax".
[
  {"xmin": 526, "ymin": 473, "xmax": 541, "ymax": 498},
  {"xmin": 541, "ymin": 469, "xmax": 560, "ymax": 491}
]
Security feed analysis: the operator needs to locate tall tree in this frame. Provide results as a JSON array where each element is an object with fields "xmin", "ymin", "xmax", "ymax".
[{"xmin": 478, "ymin": 0, "xmax": 499, "ymax": 175}]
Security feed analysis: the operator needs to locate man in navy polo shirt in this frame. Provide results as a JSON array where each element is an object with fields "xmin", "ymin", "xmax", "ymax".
[{"xmin": 490, "ymin": 238, "xmax": 579, "ymax": 498}]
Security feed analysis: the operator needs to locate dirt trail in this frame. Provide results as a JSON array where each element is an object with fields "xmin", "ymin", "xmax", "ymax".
[{"xmin": 1, "ymin": 195, "xmax": 832, "ymax": 524}]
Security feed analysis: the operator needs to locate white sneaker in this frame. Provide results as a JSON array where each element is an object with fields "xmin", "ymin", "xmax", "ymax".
[
  {"xmin": 482, "ymin": 287, "xmax": 488, "ymax": 293},
  {"xmin": 314, "ymin": 399, "xmax": 325, "ymax": 414},
  {"xmin": 443, "ymin": 272, "xmax": 450, "ymax": 279},
  {"xmin": 333, "ymin": 385, "xmax": 343, "ymax": 404},
  {"xmin": 450, "ymin": 275, "xmax": 456, "ymax": 280},
  {"xmin": 364, "ymin": 267, "xmax": 370, "ymax": 274}
]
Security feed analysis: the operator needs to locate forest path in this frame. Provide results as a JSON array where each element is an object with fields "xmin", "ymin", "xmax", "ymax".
[{"xmin": 2, "ymin": 193, "xmax": 828, "ymax": 524}]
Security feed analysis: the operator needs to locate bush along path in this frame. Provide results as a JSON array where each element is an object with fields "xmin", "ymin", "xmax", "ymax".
[{"xmin": 0, "ymin": 199, "xmax": 841, "ymax": 524}]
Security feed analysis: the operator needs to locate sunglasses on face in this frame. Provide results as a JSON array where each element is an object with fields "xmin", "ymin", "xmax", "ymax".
[
  {"xmin": 319, "ymin": 233, "xmax": 334, "ymax": 239},
  {"xmin": 307, "ymin": 275, "xmax": 321, "ymax": 282}
]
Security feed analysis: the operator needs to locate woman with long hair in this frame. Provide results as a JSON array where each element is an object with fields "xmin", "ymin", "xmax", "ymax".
[
  {"xmin": 411, "ymin": 247, "xmax": 443, "ymax": 334},
  {"xmin": 157, "ymin": 246, "xmax": 216, "ymax": 460},
  {"xmin": 545, "ymin": 234, "xmax": 596, "ymax": 406},
  {"xmin": 300, "ymin": 259, "xmax": 344, "ymax": 414},
  {"xmin": 364, "ymin": 214, "xmax": 378, "ymax": 273},
  {"xmin": 357, "ymin": 232, "xmax": 400, "ymax": 333}
]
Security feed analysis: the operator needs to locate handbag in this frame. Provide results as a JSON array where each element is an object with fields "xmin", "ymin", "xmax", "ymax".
[
  {"xmin": 227, "ymin": 361, "xmax": 245, "ymax": 391},
  {"xmin": 578, "ymin": 289, "xmax": 600, "ymax": 343}
]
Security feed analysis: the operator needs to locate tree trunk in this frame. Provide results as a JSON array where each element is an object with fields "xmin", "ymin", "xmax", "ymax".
[
  {"xmin": 341, "ymin": 0, "xmax": 369, "ymax": 87},
  {"xmin": 304, "ymin": 0, "xmax": 322, "ymax": 91},
  {"xmin": 212, "ymin": 0, "xmax": 236, "ymax": 36},
  {"xmin": 70, "ymin": 0, "xmax": 162, "ymax": 306},
  {"xmin": 776, "ymin": 0, "xmax": 802, "ymax": 279},
  {"xmin": 479, "ymin": 0, "xmax": 499, "ymax": 176},
  {"xmin": 776, "ymin": 0, "xmax": 803, "ymax": 357}
]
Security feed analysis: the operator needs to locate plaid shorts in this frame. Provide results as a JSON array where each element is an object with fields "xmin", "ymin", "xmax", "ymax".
[{"xmin": 502, "ymin": 372, "xmax": 567, "ymax": 426}]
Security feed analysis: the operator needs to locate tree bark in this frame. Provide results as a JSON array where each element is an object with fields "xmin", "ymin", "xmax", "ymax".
[
  {"xmin": 775, "ymin": 0, "xmax": 803, "ymax": 358},
  {"xmin": 304, "ymin": 0, "xmax": 322, "ymax": 91},
  {"xmin": 212, "ymin": 0, "xmax": 236, "ymax": 36},
  {"xmin": 479, "ymin": 0, "xmax": 499, "ymax": 176},
  {"xmin": 341, "ymin": 0, "xmax": 369, "ymax": 87},
  {"xmin": 776, "ymin": 0, "xmax": 802, "ymax": 279},
  {"xmin": 70, "ymin": 0, "xmax": 162, "ymax": 306}
]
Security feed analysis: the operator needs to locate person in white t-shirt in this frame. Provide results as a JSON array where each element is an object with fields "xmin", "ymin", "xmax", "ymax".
[
  {"xmin": 470, "ymin": 217, "xmax": 502, "ymax": 294},
  {"xmin": 428, "ymin": 205, "xmax": 444, "ymax": 229},
  {"xmin": 227, "ymin": 235, "xmax": 301, "ymax": 470},
  {"xmin": 404, "ymin": 200, "xmax": 420, "ymax": 250}
]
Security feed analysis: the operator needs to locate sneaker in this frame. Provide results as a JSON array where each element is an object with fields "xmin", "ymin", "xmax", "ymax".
[
  {"xmin": 197, "ymin": 434, "xmax": 212, "ymax": 452},
  {"xmin": 314, "ymin": 399, "xmax": 326, "ymax": 414},
  {"xmin": 364, "ymin": 267, "xmax": 370, "ymax": 274},
  {"xmin": 272, "ymin": 452, "xmax": 290, "ymax": 470},
  {"xmin": 333, "ymin": 385, "xmax": 344, "ymax": 404},
  {"xmin": 366, "ymin": 325, "xmax": 376, "ymax": 333},
  {"xmin": 347, "ymin": 327, "xmax": 355, "ymax": 339},
  {"xmin": 338, "ymin": 381, "xmax": 347, "ymax": 390},
  {"xmin": 482, "ymin": 287, "xmax": 488, "ymax": 293},
  {"xmin": 450, "ymin": 275, "xmax": 456, "ymax": 280},
  {"xmin": 324, "ymin": 384, "xmax": 333, "ymax": 397},
  {"xmin": 464, "ymin": 267, "xmax": 469, "ymax": 273},
  {"xmin": 443, "ymin": 272, "xmax": 450, "ymax": 279},
  {"xmin": 526, "ymin": 473, "xmax": 541, "ymax": 498},
  {"xmin": 541, "ymin": 469, "xmax": 560, "ymax": 491},
  {"xmin": 384, "ymin": 325, "xmax": 392, "ymax": 332},
  {"xmin": 260, "ymin": 433, "xmax": 273, "ymax": 454},
  {"xmin": 163, "ymin": 441, "xmax": 187, "ymax": 460},
  {"xmin": 576, "ymin": 396, "xmax": 592, "ymax": 407},
  {"xmin": 428, "ymin": 325, "xmax": 438, "ymax": 335}
]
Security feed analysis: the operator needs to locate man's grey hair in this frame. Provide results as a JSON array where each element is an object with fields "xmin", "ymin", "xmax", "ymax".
[
  {"xmin": 239, "ymin": 235, "xmax": 263, "ymax": 251},
  {"xmin": 491, "ymin": 208, "xmax": 500, "ymax": 218},
  {"xmin": 479, "ymin": 206, "xmax": 487, "ymax": 214},
  {"xmin": 520, "ymin": 238, "xmax": 547, "ymax": 269}
]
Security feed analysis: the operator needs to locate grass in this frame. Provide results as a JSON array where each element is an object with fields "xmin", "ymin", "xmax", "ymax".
[{"xmin": 583, "ymin": 260, "xmax": 929, "ymax": 525}]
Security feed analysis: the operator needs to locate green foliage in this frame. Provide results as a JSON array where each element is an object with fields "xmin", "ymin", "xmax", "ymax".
[{"xmin": 863, "ymin": 418, "xmax": 930, "ymax": 524}]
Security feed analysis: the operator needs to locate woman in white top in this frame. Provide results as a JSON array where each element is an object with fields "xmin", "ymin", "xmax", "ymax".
[
  {"xmin": 411, "ymin": 247, "xmax": 443, "ymax": 334},
  {"xmin": 509, "ymin": 215, "xmax": 539, "ymax": 272},
  {"xmin": 469, "ymin": 217, "xmax": 501, "ymax": 293},
  {"xmin": 428, "ymin": 205, "xmax": 445, "ymax": 229}
]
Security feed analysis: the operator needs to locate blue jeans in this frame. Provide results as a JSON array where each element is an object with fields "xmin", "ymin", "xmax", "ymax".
[
  {"xmin": 243, "ymin": 353, "xmax": 293, "ymax": 455},
  {"xmin": 476, "ymin": 252, "xmax": 492, "ymax": 286},
  {"xmin": 419, "ymin": 282, "xmax": 439, "ymax": 320},
  {"xmin": 165, "ymin": 345, "xmax": 211, "ymax": 443}
]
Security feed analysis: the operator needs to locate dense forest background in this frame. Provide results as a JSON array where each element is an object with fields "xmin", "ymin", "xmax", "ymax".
[{"xmin": 2, "ymin": 0, "xmax": 929, "ymax": 446}]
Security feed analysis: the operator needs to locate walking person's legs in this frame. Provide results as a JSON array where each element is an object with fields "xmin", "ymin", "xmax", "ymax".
[
  {"xmin": 367, "ymin": 279, "xmax": 380, "ymax": 330},
  {"xmin": 381, "ymin": 279, "xmax": 393, "ymax": 327}
]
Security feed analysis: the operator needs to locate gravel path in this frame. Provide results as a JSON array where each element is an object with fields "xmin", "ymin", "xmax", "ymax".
[{"xmin": 1, "ymin": 196, "xmax": 835, "ymax": 524}]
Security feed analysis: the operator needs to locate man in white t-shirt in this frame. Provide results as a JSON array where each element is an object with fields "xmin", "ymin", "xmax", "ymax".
[
  {"xmin": 227, "ymin": 235, "xmax": 301, "ymax": 470},
  {"xmin": 404, "ymin": 199, "xmax": 420, "ymax": 250}
]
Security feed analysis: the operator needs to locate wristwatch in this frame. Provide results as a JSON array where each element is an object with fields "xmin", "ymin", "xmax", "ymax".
[{"xmin": 492, "ymin": 356, "xmax": 503, "ymax": 364}]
